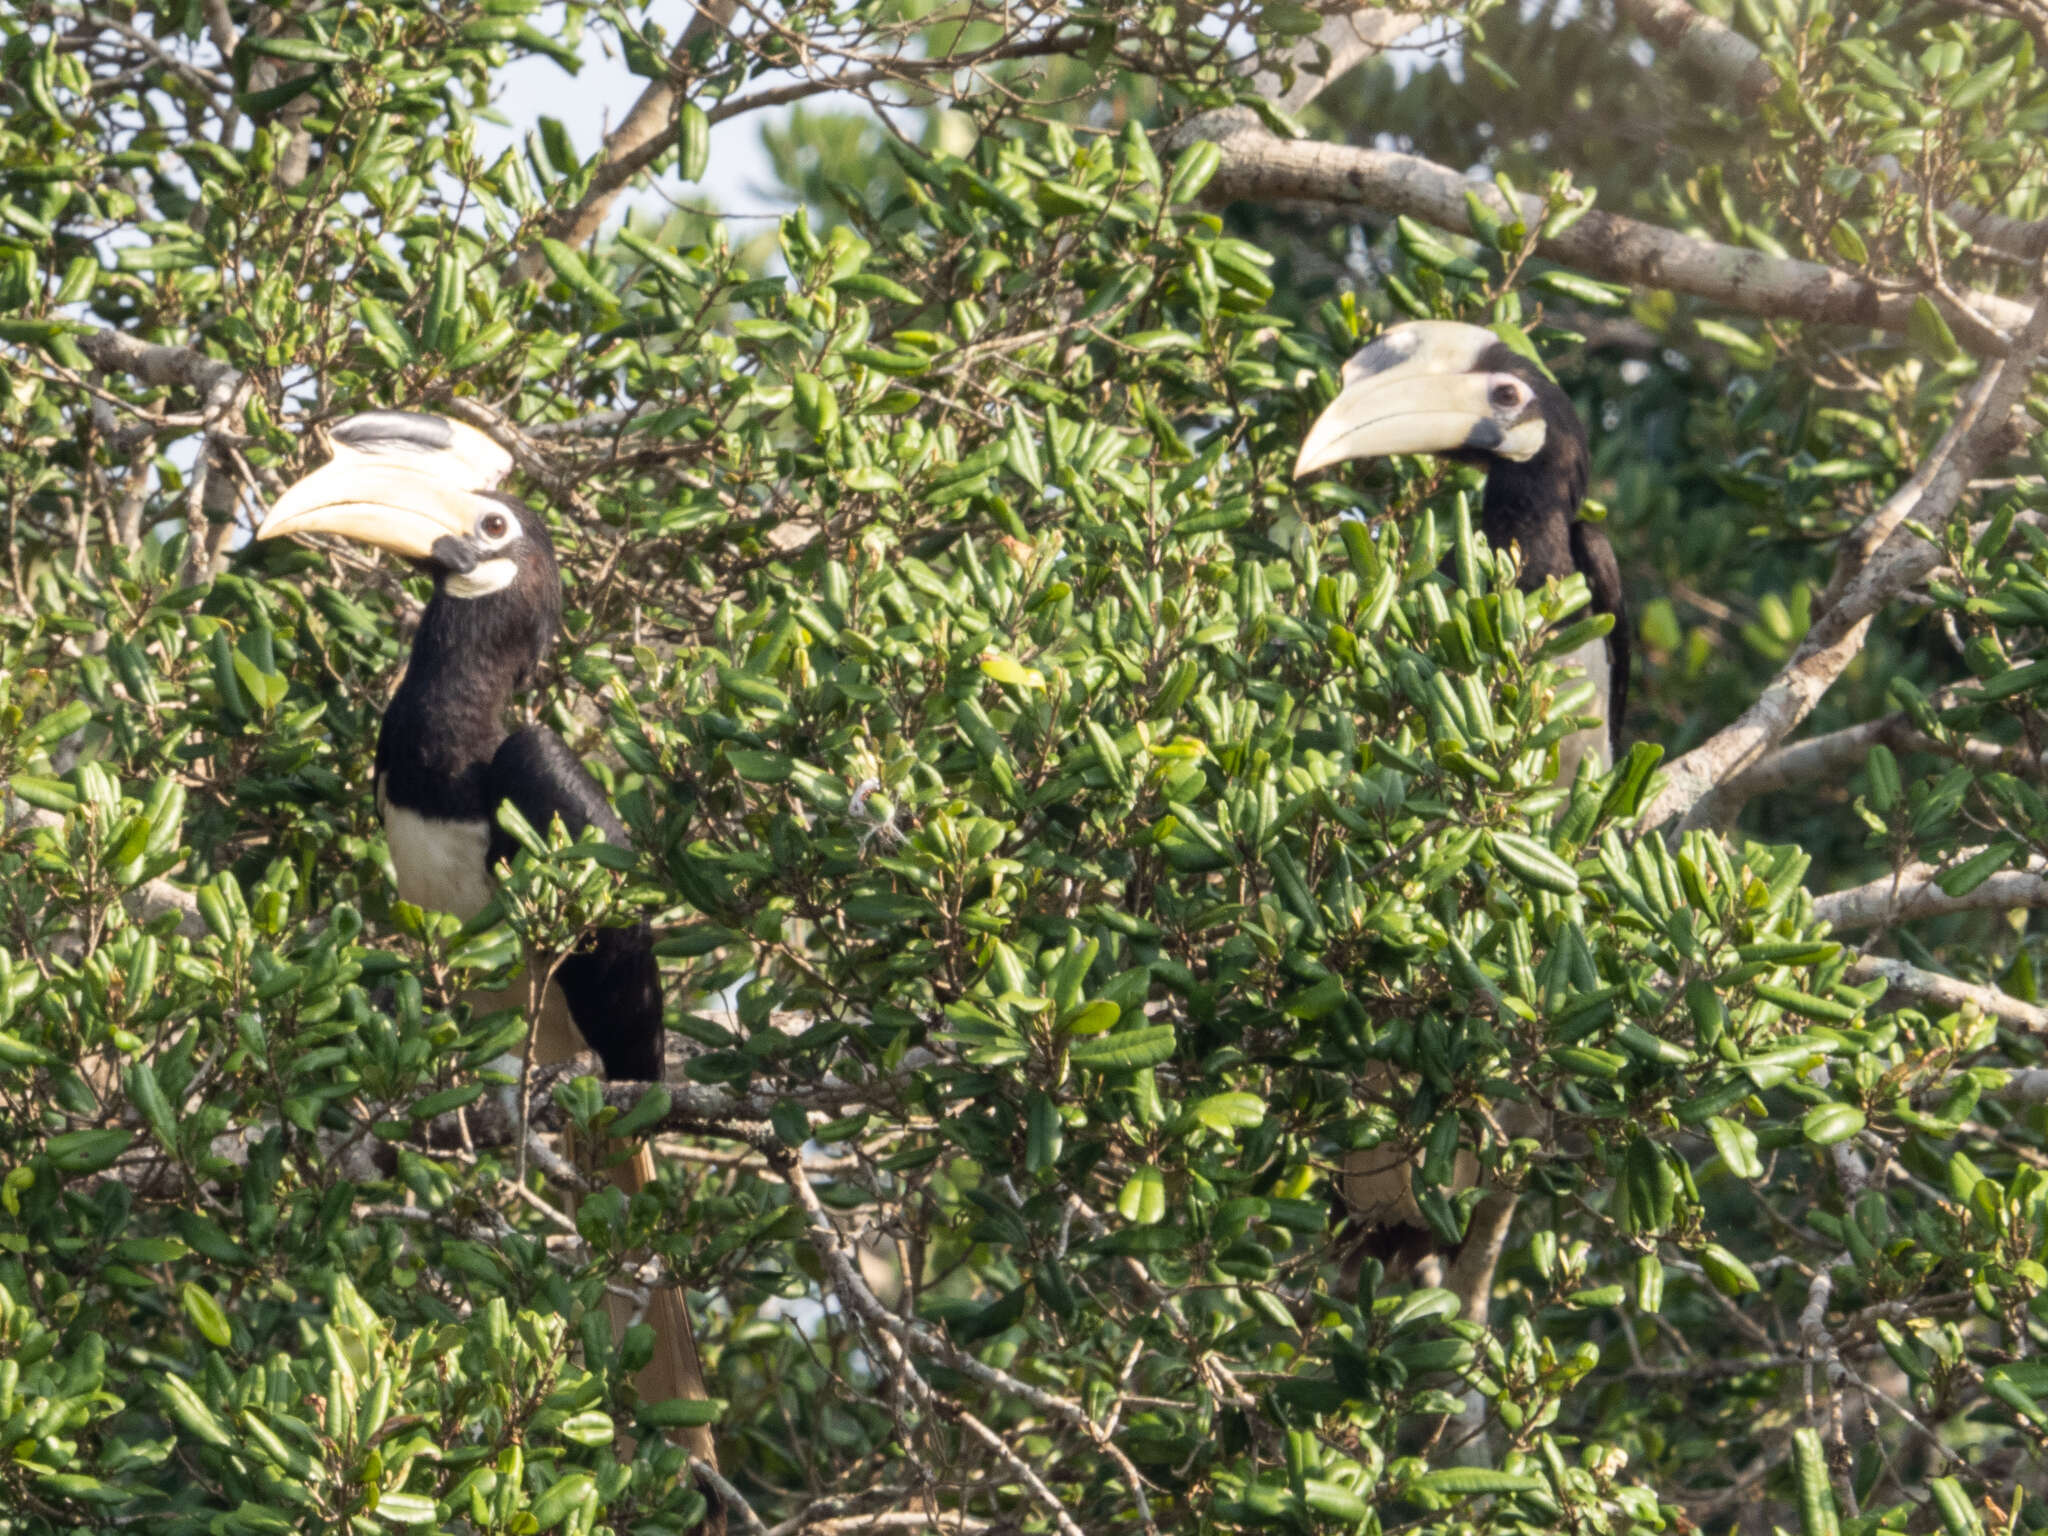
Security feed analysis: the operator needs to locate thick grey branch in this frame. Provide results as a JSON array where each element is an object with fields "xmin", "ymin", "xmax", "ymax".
[
  {"xmin": 1245, "ymin": 8, "xmax": 1429, "ymax": 115},
  {"xmin": 1644, "ymin": 286, "xmax": 2048, "ymax": 827},
  {"xmin": 1816, "ymin": 857, "xmax": 2048, "ymax": 930},
  {"xmin": 1995, "ymin": 1068, "xmax": 2048, "ymax": 1102},
  {"xmin": 1614, "ymin": 0, "xmax": 1776, "ymax": 103},
  {"xmin": 1846, "ymin": 954, "xmax": 2048, "ymax": 1032},
  {"xmin": 1714, "ymin": 701, "xmax": 2043, "ymax": 806},
  {"xmin": 75, "ymin": 329, "xmax": 239, "ymax": 396},
  {"xmin": 508, "ymin": 0, "xmax": 737, "ymax": 283},
  {"xmin": 1184, "ymin": 120, "xmax": 2035, "ymax": 349}
]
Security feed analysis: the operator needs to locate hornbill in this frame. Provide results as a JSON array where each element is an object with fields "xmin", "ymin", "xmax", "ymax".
[
  {"xmin": 1297, "ymin": 318, "xmax": 1626, "ymax": 782},
  {"xmin": 1294, "ymin": 321, "xmax": 1617, "ymax": 1283},
  {"xmin": 256, "ymin": 412, "xmax": 716, "ymax": 1463}
]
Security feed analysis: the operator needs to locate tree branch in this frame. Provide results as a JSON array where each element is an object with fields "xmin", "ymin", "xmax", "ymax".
[
  {"xmin": 1182, "ymin": 118, "xmax": 2036, "ymax": 349},
  {"xmin": 1815, "ymin": 856, "xmax": 2048, "ymax": 930},
  {"xmin": 769, "ymin": 1143, "xmax": 1162, "ymax": 1536},
  {"xmin": 1643, "ymin": 284, "xmax": 2048, "ymax": 827},
  {"xmin": 1447, "ymin": 1190, "xmax": 1515, "ymax": 1324},
  {"xmin": 508, "ymin": 0, "xmax": 737, "ymax": 283},
  {"xmin": 1845, "ymin": 953, "xmax": 2048, "ymax": 1032},
  {"xmin": 1244, "ymin": 8, "xmax": 1429, "ymax": 116},
  {"xmin": 75, "ymin": 328, "xmax": 239, "ymax": 397},
  {"xmin": 1712, "ymin": 699, "xmax": 2044, "ymax": 807},
  {"xmin": 1613, "ymin": 0, "xmax": 1776, "ymax": 104}
]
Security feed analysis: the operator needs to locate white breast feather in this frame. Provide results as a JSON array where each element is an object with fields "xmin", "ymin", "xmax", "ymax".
[
  {"xmin": 381, "ymin": 791, "xmax": 595, "ymax": 1066},
  {"xmin": 1552, "ymin": 634, "xmax": 1613, "ymax": 785},
  {"xmin": 383, "ymin": 803, "xmax": 496, "ymax": 921}
]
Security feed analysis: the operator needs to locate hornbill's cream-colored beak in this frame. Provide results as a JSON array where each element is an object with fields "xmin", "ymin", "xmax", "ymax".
[
  {"xmin": 255, "ymin": 413, "xmax": 515, "ymax": 560},
  {"xmin": 1293, "ymin": 320, "xmax": 1549, "ymax": 478}
]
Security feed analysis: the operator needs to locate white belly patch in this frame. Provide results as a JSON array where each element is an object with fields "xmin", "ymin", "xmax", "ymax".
[
  {"xmin": 383, "ymin": 803, "xmax": 496, "ymax": 921},
  {"xmin": 1553, "ymin": 634, "xmax": 1613, "ymax": 785}
]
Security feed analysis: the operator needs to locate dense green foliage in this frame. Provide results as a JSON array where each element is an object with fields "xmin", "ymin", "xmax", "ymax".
[{"xmin": 3, "ymin": 2, "xmax": 2048, "ymax": 1534}]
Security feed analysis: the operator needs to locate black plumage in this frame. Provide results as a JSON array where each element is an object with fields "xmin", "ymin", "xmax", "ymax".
[
  {"xmin": 1292, "ymin": 321, "xmax": 1623, "ymax": 1284},
  {"xmin": 256, "ymin": 412, "xmax": 718, "ymax": 1462},
  {"xmin": 1295, "ymin": 320, "xmax": 1629, "ymax": 768},
  {"xmin": 367, "ymin": 491, "xmax": 661, "ymax": 1080},
  {"xmin": 1456, "ymin": 341, "xmax": 1628, "ymax": 755}
]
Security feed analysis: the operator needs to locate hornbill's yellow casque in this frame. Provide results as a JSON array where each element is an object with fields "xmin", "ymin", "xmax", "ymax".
[
  {"xmin": 256, "ymin": 412, "xmax": 716, "ymax": 1461},
  {"xmin": 1295, "ymin": 321, "xmax": 1613, "ymax": 1278}
]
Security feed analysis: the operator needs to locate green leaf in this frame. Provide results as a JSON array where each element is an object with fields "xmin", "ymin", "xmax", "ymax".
[
  {"xmin": 639, "ymin": 1396, "xmax": 727, "ymax": 1427},
  {"xmin": 556, "ymin": 1410, "xmax": 616, "ymax": 1447},
  {"xmin": 374, "ymin": 1492, "xmax": 442, "ymax": 1525},
  {"xmin": 1707, "ymin": 1115, "xmax": 1763, "ymax": 1179},
  {"xmin": 243, "ymin": 35, "xmax": 351, "ymax": 63},
  {"xmin": 612, "ymin": 1085, "xmax": 672, "ymax": 1138},
  {"xmin": 725, "ymin": 748, "xmax": 795, "ymax": 783},
  {"xmin": 539, "ymin": 239, "xmax": 620, "ymax": 313},
  {"xmin": 180, "ymin": 1282, "xmax": 232, "ymax": 1348},
  {"xmin": 1908, "ymin": 295, "xmax": 1962, "ymax": 363},
  {"xmin": 1064, "ymin": 999, "xmax": 1119, "ymax": 1036},
  {"xmin": 1067, "ymin": 1025, "xmax": 1176, "ymax": 1070},
  {"xmin": 529, "ymin": 1472, "xmax": 596, "ymax": 1531},
  {"xmin": 678, "ymin": 101, "xmax": 710, "ymax": 182},
  {"xmin": 1698, "ymin": 1243, "xmax": 1760, "ymax": 1296},
  {"xmin": 1492, "ymin": 830, "xmax": 1579, "ymax": 894},
  {"xmin": 46, "ymin": 1128, "xmax": 134, "ymax": 1173},
  {"xmin": 1191, "ymin": 1092, "xmax": 1264, "ymax": 1131},
  {"xmin": 1794, "ymin": 1428, "xmax": 1841, "ymax": 1536},
  {"xmin": 978, "ymin": 653, "xmax": 1044, "ymax": 690},
  {"xmin": 1937, "ymin": 840, "xmax": 2020, "ymax": 895},
  {"xmin": 1166, "ymin": 141, "xmax": 1221, "ymax": 205},
  {"xmin": 1802, "ymin": 1103, "xmax": 1866, "ymax": 1146},
  {"xmin": 1117, "ymin": 1165, "xmax": 1166, "ymax": 1224},
  {"xmin": 1414, "ymin": 1468, "xmax": 1544, "ymax": 1495}
]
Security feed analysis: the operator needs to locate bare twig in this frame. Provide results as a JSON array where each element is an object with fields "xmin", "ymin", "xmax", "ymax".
[
  {"xmin": 508, "ymin": 0, "xmax": 739, "ymax": 282},
  {"xmin": 770, "ymin": 1144, "xmax": 1156, "ymax": 1536},
  {"xmin": 1243, "ymin": 8, "xmax": 1429, "ymax": 116},
  {"xmin": 694, "ymin": 1459, "xmax": 769, "ymax": 1535}
]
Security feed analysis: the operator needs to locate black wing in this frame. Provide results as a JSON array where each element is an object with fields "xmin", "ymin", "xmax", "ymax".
[
  {"xmin": 485, "ymin": 725, "xmax": 663, "ymax": 1081},
  {"xmin": 1569, "ymin": 521, "xmax": 1629, "ymax": 755}
]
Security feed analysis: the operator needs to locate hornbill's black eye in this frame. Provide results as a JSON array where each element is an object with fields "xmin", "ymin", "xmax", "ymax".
[
  {"xmin": 1490, "ymin": 380, "xmax": 1525, "ymax": 411},
  {"xmin": 479, "ymin": 511, "xmax": 511, "ymax": 541}
]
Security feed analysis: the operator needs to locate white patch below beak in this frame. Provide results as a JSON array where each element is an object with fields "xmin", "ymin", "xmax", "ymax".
[{"xmin": 445, "ymin": 558, "xmax": 520, "ymax": 599}]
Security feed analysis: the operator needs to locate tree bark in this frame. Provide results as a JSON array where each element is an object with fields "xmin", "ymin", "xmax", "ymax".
[
  {"xmin": 1183, "ymin": 120, "xmax": 2036, "ymax": 351},
  {"xmin": 1845, "ymin": 954, "xmax": 2048, "ymax": 1032},
  {"xmin": 508, "ymin": 0, "xmax": 739, "ymax": 283},
  {"xmin": 1643, "ymin": 286, "xmax": 2048, "ymax": 827},
  {"xmin": 1816, "ymin": 858, "xmax": 2048, "ymax": 930}
]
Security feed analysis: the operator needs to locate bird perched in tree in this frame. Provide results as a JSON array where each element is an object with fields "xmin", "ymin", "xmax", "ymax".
[
  {"xmin": 1295, "ymin": 321, "xmax": 1614, "ymax": 1288},
  {"xmin": 1297, "ymin": 318, "xmax": 1626, "ymax": 782},
  {"xmin": 255, "ymin": 412, "xmax": 716, "ymax": 1467}
]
